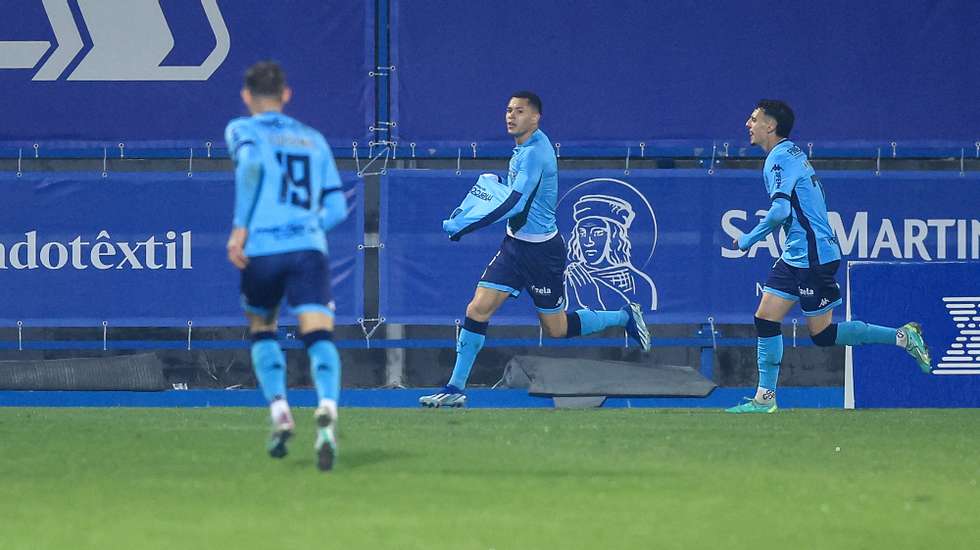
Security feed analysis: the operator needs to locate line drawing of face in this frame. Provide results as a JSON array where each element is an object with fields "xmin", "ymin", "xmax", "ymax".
[
  {"xmin": 563, "ymin": 191, "xmax": 657, "ymax": 311},
  {"xmin": 576, "ymin": 219, "xmax": 611, "ymax": 266},
  {"xmin": 567, "ymin": 195, "xmax": 635, "ymax": 269}
]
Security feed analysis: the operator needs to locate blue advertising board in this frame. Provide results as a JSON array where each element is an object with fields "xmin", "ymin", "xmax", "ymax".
[
  {"xmin": 380, "ymin": 169, "xmax": 980, "ymax": 325},
  {"xmin": 0, "ymin": 171, "xmax": 363, "ymax": 326},
  {"xmin": 0, "ymin": 0, "xmax": 373, "ymax": 149},
  {"xmin": 847, "ymin": 261, "xmax": 980, "ymax": 408}
]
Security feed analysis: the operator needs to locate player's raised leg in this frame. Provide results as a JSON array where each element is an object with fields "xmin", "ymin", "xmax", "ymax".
[
  {"xmin": 797, "ymin": 259, "xmax": 931, "ymax": 373},
  {"xmin": 808, "ymin": 315, "xmax": 932, "ymax": 373},
  {"xmin": 533, "ymin": 232, "xmax": 650, "ymax": 349},
  {"xmin": 538, "ymin": 304, "xmax": 649, "ymax": 350}
]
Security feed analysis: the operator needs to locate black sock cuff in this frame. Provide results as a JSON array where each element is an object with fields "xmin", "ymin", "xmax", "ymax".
[
  {"xmin": 251, "ymin": 331, "xmax": 277, "ymax": 343},
  {"xmin": 463, "ymin": 317, "xmax": 489, "ymax": 335},
  {"xmin": 565, "ymin": 312, "xmax": 582, "ymax": 338},
  {"xmin": 301, "ymin": 330, "xmax": 333, "ymax": 348},
  {"xmin": 811, "ymin": 324, "xmax": 838, "ymax": 347},
  {"xmin": 754, "ymin": 317, "xmax": 782, "ymax": 338}
]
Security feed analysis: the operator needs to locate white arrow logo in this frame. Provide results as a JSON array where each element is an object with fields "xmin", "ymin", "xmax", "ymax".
[
  {"xmin": 0, "ymin": 0, "xmax": 229, "ymax": 81},
  {"xmin": 935, "ymin": 296, "xmax": 980, "ymax": 375}
]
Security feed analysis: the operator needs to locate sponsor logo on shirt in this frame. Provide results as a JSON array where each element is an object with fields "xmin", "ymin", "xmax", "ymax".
[{"xmin": 468, "ymin": 184, "xmax": 494, "ymax": 202}]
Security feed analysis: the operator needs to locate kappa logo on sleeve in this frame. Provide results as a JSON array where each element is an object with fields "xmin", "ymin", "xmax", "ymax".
[
  {"xmin": 771, "ymin": 164, "xmax": 783, "ymax": 186},
  {"xmin": 0, "ymin": 0, "xmax": 229, "ymax": 81}
]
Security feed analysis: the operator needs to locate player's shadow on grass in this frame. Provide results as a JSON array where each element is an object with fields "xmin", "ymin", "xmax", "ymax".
[{"xmin": 289, "ymin": 447, "xmax": 412, "ymax": 470}]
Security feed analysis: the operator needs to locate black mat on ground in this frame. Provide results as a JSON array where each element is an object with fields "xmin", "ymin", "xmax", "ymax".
[
  {"xmin": 503, "ymin": 355, "xmax": 716, "ymax": 397},
  {"xmin": 0, "ymin": 353, "xmax": 168, "ymax": 391}
]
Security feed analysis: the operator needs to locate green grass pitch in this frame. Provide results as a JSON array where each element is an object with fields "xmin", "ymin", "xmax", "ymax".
[{"xmin": 1, "ymin": 408, "xmax": 978, "ymax": 549}]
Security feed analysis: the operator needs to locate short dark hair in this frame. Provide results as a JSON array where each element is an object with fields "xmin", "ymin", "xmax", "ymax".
[
  {"xmin": 511, "ymin": 91, "xmax": 542, "ymax": 114},
  {"xmin": 244, "ymin": 61, "xmax": 287, "ymax": 98},
  {"xmin": 757, "ymin": 99, "xmax": 794, "ymax": 138}
]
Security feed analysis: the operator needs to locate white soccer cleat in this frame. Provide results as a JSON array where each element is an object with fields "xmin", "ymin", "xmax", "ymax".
[
  {"xmin": 314, "ymin": 405, "xmax": 338, "ymax": 472},
  {"xmin": 623, "ymin": 302, "xmax": 651, "ymax": 352},
  {"xmin": 266, "ymin": 401, "xmax": 295, "ymax": 459},
  {"xmin": 419, "ymin": 386, "xmax": 467, "ymax": 408}
]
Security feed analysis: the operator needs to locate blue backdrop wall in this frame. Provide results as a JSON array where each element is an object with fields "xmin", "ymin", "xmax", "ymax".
[
  {"xmin": 392, "ymin": 0, "xmax": 980, "ymax": 152},
  {"xmin": 1, "ymin": 1, "xmax": 978, "ymax": 154}
]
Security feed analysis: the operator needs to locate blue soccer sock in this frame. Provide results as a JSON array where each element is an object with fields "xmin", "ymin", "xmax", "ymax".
[
  {"xmin": 447, "ymin": 317, "xmax": 487, "ymax": 390},
  {"xmin": 835, "ymin": 321, "xmax": 897, "ymax": 346},
  {"xmin": 303, "ymin": 330, "xmax": 341, "ymax": 403},
  {"xmin": 757, "ymin": 335, "xmax": 784, "ymax": 394},
  {"xmin": 572, "ymin": 309, "xmax": 628, "ymax": 337},
  {"xmin": 753, "ymin": 317, "xmax": 783, "ymax": 402},
  {"xmin": 251, "ymin": 332, "xmax": 287, "ymax": 404}
]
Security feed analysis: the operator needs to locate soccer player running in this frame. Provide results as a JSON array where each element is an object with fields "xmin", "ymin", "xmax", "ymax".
[
  {"xmin": 420, "ymin": 92, "xmax": 650, "ymax": 408},
  {"xmin": 727, "ymin": 99, "xmax": 931, "ymax": 414},
  {"xmin": 224, "ymin": 61, "xmax": 347, "ymax": 470}
]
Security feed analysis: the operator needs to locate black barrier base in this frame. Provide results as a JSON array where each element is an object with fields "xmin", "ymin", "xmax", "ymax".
[{"xmin": 0, "ymin": 353, "xmax": 168, "ymax": 391}]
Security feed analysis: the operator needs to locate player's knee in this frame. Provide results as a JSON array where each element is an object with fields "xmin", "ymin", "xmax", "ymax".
[
  {"xmin": 754, "ymin": 316, "xmax": 782, "ymax": 338},
  {"xmin": 250, "ymin": 330, "xmax": 277, "ymax": 343},
  {"xmin": 810, "ymin": 324, "xmax": 838, "ymax": 347},
  {"xmin": 301, "ymin": 329, "xmax": 333, "ymax": 348},
  {"xmin": 465, "ymin": 300, "xmax": 493, "ymax": 321},
  {"xmin": 542, "ymin": 322, "xmax": 564, "ymax": 338},
  {"xmin": 248, "ymin": 316, "xmax": 277, "ymax": 334}
]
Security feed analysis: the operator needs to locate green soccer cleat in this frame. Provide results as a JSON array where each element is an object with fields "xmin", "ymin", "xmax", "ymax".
[
  {"xmin": 900, "ymin": 322, "xmax": 932, "ymax": 373},
  {"xmin": 725, "ymin": 397, "xmax": 778, "ymax": 414}
]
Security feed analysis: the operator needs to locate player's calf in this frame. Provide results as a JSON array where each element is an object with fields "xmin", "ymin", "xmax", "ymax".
[{"xmin": 810, "ymin": 320, "xmax": 932, "ymax": 373}]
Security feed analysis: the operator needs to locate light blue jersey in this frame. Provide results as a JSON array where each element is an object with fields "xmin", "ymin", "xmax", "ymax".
[
  {"xmin": 763, "ymin": 139, "xmax": 841, "ymax": 268},
  {"xmin": 225, "ymin": 112, "xmax": 346, "ymax": 257},
  {"xmin": 445, "ymin": 129, "xmax": 558, "ymax": 242},
  {"xmin": 505, "ymin": 129, "xmax": 558, "ymax": 241}
]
